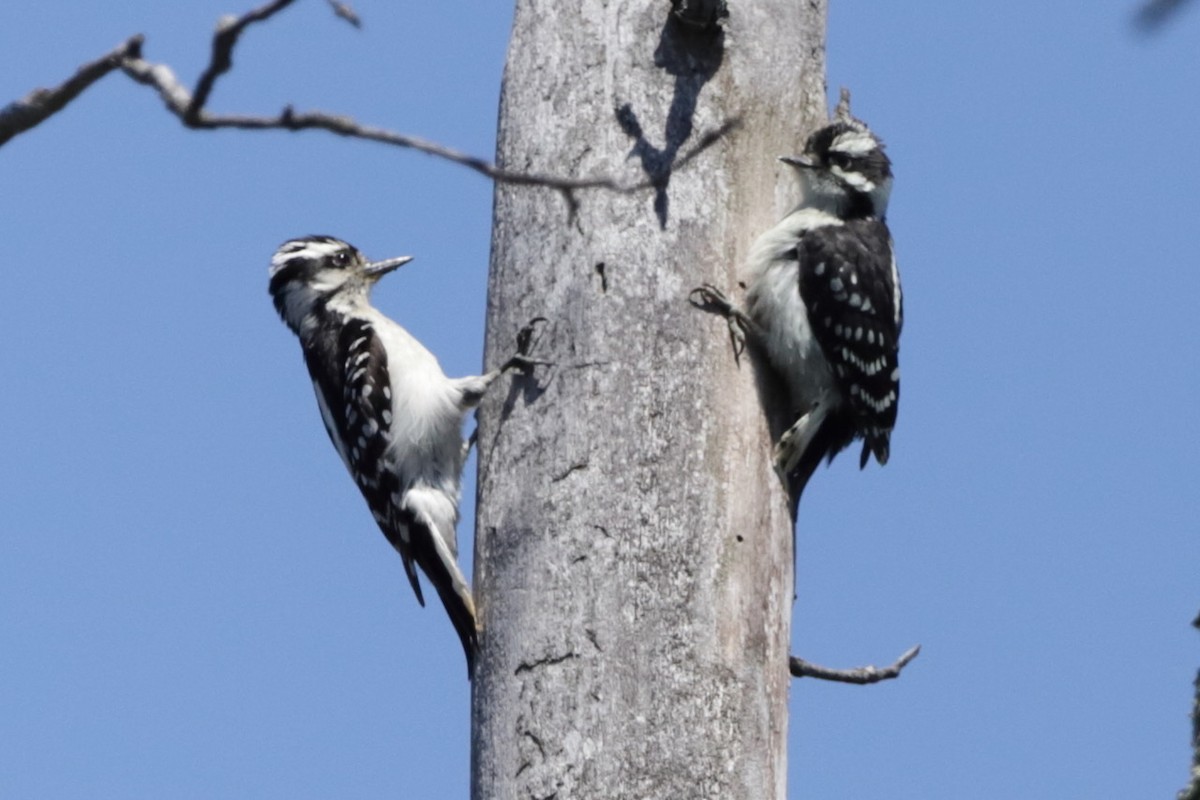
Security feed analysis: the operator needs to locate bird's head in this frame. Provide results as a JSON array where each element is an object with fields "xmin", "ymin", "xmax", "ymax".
[
  {"xmin": 782, "ymin": 97, "xmax": 892, "ymax": 219},
  {"xmin": 268, "ymin": 235, "xmax": 412, "ymax": 334}
]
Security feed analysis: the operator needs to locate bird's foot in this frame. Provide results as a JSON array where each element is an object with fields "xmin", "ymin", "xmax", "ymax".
[
  {"xmin": 689, "ymin": 283, "xmax": 752, "ymax": 363},
  {"xmin": 502, "ymin": 317, "xmax": 553, "ymax": 373}
]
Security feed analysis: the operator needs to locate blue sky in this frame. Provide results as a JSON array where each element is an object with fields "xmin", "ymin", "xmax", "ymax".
[{"xmin": 2, "ymin": 1, "xmax": 1197, "ymax": 797}]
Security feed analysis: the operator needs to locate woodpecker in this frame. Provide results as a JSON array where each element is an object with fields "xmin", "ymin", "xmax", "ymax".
[
  {"xmin": 268, "ymin": 235, "xmax": 542, "ymax": 675},
  {"xmin": 694, "ymin": 91, "xmax": 902, "ymax": 487}
]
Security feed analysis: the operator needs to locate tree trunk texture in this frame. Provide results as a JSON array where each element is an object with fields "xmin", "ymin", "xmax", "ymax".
[{"xmin": 473, "ymin": 2, "xmax": 826, "ymax": 798}]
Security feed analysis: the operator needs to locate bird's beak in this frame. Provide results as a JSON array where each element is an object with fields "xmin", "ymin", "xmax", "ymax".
[
  {"xmin": 363, "ymin": 255, "xmax": 414, "ymax": 280},
  {"xmin": 780, "ymin": 155, "xmax": 815, "ymax": 170}
]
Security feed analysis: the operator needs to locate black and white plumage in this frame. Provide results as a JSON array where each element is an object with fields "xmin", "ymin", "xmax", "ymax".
[
  {"xmin": 268, "ymin": 235, "xmax": 524, "ymax": 675},
  {"xmin": 697, "ymin": 94, "xmax": 902, "ymax": 486},
  {"xmin": 751, "ymin": 98, "xmax": 902, "ymax": 480}
]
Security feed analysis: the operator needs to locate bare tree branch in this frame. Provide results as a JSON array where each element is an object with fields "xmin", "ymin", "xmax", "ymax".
[
  {"xmin": 2, "ymin": 0, "xmax": 737, "ymax": 201},
  {"xmin": 790, "ymin": 645, "xmax": 921, "ymax": 685},
  {"xmin": 127, "ymin": 39, "xmax": 741, "ymax": 195},
  {"xmin": 0, "ymin": 35, "xmax": 144, "ymax": 148},
  {"xmin": 188, "ymin": 0, "xmax": 297, "ymax": 122}
]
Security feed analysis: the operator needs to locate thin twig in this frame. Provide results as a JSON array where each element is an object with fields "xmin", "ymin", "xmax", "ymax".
[
  {"xmin": 0, "ymin": 34, "xmax": 144, "ymax": 148},
  {"xmin": 139, "ymin": 0, "xmax": 740, "ymax": 193},
  {"xmin": 4, "ymin": 0, "xmax": 739, "ymax": 196},
  {"xmin": 790, "ymin": 644, "xmax": 921, "ymax": 685},
  {"xmin": 188, "ymin": 0, "xmax": 297, "ymax": 122},
  {"xmin": 121, "ymin": 45, "xmax": 740, "ymax": 193}
]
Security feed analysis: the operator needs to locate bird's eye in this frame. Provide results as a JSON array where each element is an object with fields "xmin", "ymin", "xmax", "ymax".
[
  {"xmin": 331, "ymin": 251, "xmax": 350, "ymax": 268},
  {"xmin": 829, "ymin": 151, "xmax": 852, "ymax": 168}
]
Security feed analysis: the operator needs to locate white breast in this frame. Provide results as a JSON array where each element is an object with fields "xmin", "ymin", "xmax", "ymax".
[
  {"xmin": 365, "ymin": 310, "xmax": 467, "ymax": 486},
  {"xmin": 367, "ymin": 310, "xmax": 473, "ymax": 549},
  {"xmin": 744, "ymin": 209, "xmax": 840, "ymax": 410}
]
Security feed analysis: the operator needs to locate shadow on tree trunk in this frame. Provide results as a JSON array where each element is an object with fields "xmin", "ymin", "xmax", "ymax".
[{"xmin": 615, "ymin": 16, "xmax": 725, "ymax": 229}]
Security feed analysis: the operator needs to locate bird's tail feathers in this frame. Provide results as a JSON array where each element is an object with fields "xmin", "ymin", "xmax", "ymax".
[
  {"xmin": 859, "ymin": 429, "xmax": 891, "ymax": 469},
  {"xmin": 781, "ymin": 406, "xmax": 856, "ymax": 501},
  {"xmin": 412, "ymin": 509, "xmax": 478, "ymax": 678},
  {"xmin": 400, "ymin": 551, "xmax": 426, "ymax": 607}
]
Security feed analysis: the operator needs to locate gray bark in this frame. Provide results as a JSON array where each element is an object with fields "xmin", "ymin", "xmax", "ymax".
[{"xmin": 473, "ymin": 2, "xmax": 826, "ymax": 798}]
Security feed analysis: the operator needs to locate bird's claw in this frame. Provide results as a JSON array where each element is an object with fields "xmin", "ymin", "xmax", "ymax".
[
  {"xmin": 690, "ymin": 283, "xmax": 749, "ymax": 363},
  {"xmin": 516, "ymin": 316, "xmax": 549, "ymax": 358},
  {"xmin": 503, "ymin": 353, "xmax": 554, "ymax": 373},
  {"xmin": 689, "ymin": 283, "xmax": 734, "ymax": 314},
  {"xmin": 504, "ymin": 317, "xmax": 553, "ymax": 373},
  {"xmin": 726, "ymin": 317, "xmax": 748, "ymax": 362}
]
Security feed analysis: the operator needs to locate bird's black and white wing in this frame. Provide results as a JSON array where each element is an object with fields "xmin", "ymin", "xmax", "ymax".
[
  {"xmin": 797, "ymin": 218, "xmax": 902, "ymax": 467},
  {"xmin": 305, "ymin": 317, "xmax": 478, "ymax": 671},
  {"xmin": 305, "ymin": 317, "xmax": 428, "ymax": 597},
  {"xmin": 270, "ymin": 235, "xmax": 487, "ymax": 676}
]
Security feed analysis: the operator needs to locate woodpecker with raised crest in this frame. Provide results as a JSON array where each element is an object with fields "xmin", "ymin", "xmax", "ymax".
[
  {"xmin": 269, "ymin": 235, "xmax": 543, "ymax": 675},
  {"xmin": 694, "ymin": 91, "xmax": 902, "ymax": 488}
]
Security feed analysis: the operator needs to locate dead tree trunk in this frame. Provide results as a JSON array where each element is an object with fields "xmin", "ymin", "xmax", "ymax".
[{"xmin": 473, "ymin": 2, "xmax": 826, "ymax": 797}]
